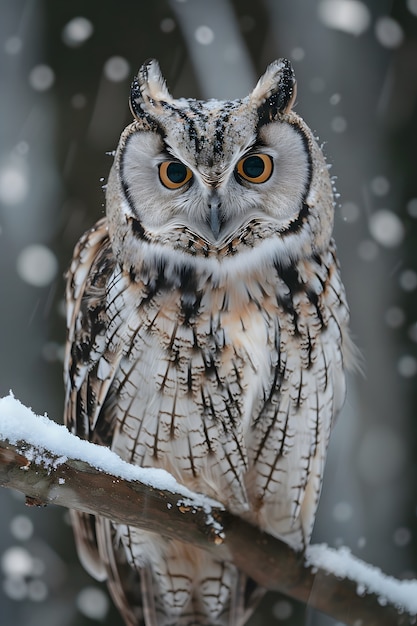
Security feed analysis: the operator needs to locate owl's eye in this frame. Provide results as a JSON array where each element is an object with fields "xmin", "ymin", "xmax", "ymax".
[
  {"xmin": 159, "ymin": 161, "xmax": 193, "ymax": 189},
  {"xmin": 236, "ymin": 154, "xmax": 273, "ymax": 184}
]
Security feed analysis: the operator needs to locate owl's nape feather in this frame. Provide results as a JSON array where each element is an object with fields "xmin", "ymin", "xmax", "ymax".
[{"xmin": 64, "ymin": 58, "xmax": 350, "ymax": 626}]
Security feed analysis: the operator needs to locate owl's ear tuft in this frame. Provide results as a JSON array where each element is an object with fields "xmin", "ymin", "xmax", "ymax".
[
  {"xmin": 251, "ymin": 58, "xmax": 297, "ymax": 124},
  {"xmin": 130, "ymin": 59, "xmax": 173, "ymax": 119}
]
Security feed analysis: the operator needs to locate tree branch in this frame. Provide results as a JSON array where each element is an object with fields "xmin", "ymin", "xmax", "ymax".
[{"xmin": 0, "ymin": 399, "xmax": 415, "ymax": 626}]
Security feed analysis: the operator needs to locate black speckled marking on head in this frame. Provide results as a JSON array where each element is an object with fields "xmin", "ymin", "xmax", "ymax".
[
  {"xmin": 256, "ymin": 59, "xmax": 296, "ymax": 128},
  {"xmin": 129, "ymin": 76, "xmax": 143, "ymax": 118},
  {"xmin": 129, "ymin": 78, "xmax": 167, "ymax": 135},
  {"xmin": 157, "ymin": 100, "xmax": 209, "ymax": 154},
  {"xmin": 213, "ymin": 104, "xmax": 233, "ymax": 156}
]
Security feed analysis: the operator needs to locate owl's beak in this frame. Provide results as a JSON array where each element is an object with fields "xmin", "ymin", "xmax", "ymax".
[{"xmin": 208, "ymin": 192, "xmax": 222, "ymax": 240}]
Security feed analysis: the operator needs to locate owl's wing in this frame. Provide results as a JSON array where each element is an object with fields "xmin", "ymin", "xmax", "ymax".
[
  {"xmin": 64, "ymin": 217, "xmax": 119, "ymax": 438},
  {"xmin": 64, "ymin": 217, "xmax": 122, "ymax": 581}
]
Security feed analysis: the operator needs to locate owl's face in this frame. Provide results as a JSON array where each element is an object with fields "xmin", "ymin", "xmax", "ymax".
[{"xmin": 106, "ymin": 59, "xmax": 334, "ymax": 269}]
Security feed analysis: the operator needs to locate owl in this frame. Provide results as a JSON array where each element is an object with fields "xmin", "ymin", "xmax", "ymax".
[{"xmin": 64, "ymin": 58, "xmax": 351, "ymax": 626}]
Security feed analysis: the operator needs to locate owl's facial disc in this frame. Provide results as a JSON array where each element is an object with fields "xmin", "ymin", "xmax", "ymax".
[{"xmin": 119, "ymin": 118, "xmax": 312, "ymax": 247}]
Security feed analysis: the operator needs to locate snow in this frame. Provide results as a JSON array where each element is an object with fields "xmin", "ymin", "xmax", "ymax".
[
  {"xmin": 306, "ymin": 544, "xmax": 417, "ymax": 615},
  {"xmin": 0, "ymin": 393, "xmax": 222, "ymax": 512}
]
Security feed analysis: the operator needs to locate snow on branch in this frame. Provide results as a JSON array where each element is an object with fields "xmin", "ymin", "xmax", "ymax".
[{"xmin": 0, "ymin": 393, "xmax": 416, "ymax": 626}]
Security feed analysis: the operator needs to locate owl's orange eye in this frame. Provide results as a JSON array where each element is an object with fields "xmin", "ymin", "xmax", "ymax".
[
  {"xmin": 159, "ymin": 161, "xmax": 193, "ymax": 189},
  {"xmin": 236, "ymin": 153, "xmax": 273, "ymax": 184}
]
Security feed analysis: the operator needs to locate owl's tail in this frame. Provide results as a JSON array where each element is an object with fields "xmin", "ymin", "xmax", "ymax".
[
  {"xmin": 96, "ymin": 518, "xmax": 263, "ymax": 626},
  {"xmin": 138, "ymin": 547, "xmax": 264, "ymax": 626}
]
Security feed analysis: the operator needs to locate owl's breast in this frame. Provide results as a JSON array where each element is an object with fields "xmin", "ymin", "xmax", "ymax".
[{"xmin": 107, "ymin": 268, "xmax": 277, "ymax": 510}]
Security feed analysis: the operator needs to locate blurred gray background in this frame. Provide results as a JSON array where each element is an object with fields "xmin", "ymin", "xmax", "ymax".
[{"xmin": 1, "ymin": 0, "xmax": 417, "ymax": 624}]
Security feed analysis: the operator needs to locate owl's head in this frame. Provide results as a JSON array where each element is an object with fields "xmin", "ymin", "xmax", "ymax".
[{"xmin": 106, "ymin": 59, "xmax": 334, "ymax": 272}]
